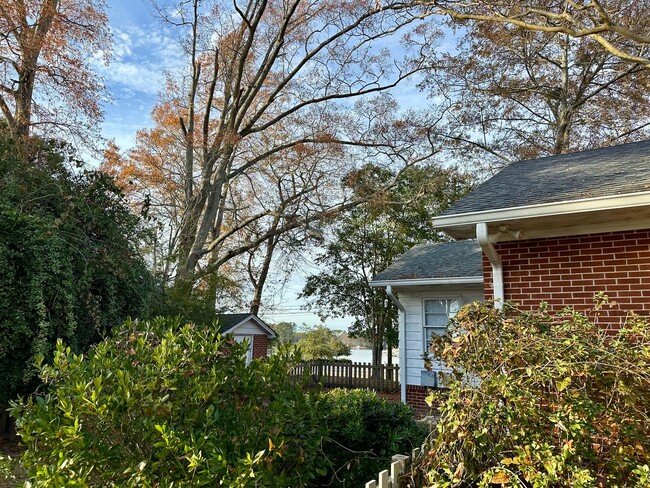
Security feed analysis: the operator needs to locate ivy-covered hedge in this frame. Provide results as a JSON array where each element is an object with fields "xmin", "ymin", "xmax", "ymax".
[
  {"xmin": 414, "ymin": 297, "xmax": 650, "ymax": 487},
  {"xmin": 0, "ymin": 134, "xmax": 153, "ymax": 404}
]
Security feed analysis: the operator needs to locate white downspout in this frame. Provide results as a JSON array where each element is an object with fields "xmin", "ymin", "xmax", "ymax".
[
  {"xmin": 386, "ymin": 285, "xmax": 407, "ymax": 403},
  {"xmin": 477, "ymin": 222, "xmax": 504, "ymax": 309}
]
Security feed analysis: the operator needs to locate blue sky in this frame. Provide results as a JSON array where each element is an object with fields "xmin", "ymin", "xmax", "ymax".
[
  {"xmin": 100, "ymin": 0, "xmax": 184, "ymax": 150},
  {"xmin": 100, "ymin": 0, "xmax": 430, "ymax": 330}
]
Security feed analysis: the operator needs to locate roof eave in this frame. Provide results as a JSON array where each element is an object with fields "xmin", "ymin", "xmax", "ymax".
[
  {"xmin": 222, "ymin": 314, "xmax": 276, "ymax": 338},
  {"xmin": 369, "ymin": 276, "xmax": 484, "ymax": 288},
  {"xmin": 434, "ymin": 190, "xmax": 650, "ymax": 237}
]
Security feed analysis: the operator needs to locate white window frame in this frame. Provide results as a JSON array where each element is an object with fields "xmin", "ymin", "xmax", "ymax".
[{"xmin": 422, "ymin": 297, "xmax": 462, "ymax": 353}]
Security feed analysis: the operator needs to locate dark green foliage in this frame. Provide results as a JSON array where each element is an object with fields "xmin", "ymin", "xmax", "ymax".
[
  {"xmin": 0, "ymin": 134, "xmax": 153, "ymax": 404},
  {"xmin": 12, "ymin": 317, "xmax": 330, "ymax": 487},
  {"xmin": 316, "ymin": 388, "xmax": 429, "ymax": 487},
  {"xmin": 415, "ymin": 298, "xmax": 650, "ymax": 487}
]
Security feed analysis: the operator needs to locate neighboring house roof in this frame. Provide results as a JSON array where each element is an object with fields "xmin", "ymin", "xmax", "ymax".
[
  {"xmin": 370, "ymin": 240, "xmax": 483, "ymax": 286},
  {"xmin": 217, "ymin": 313, "xmax": 276, "ymax": 338},
  {"xmin": 434, "ymin": 139, "xmax": 650, "ymax": 240}
]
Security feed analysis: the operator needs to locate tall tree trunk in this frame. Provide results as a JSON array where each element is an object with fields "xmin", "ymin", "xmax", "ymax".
[
  {"xmin": 13, "ymin": 0, "xmax": 59, "ymax": 138},
  {"xmin": 553, "ymin": 36, "xmax": 571, "ymax": 155},
  {"xmin": 249, "ymin": 235, "xmax": 278, "ymax": 315}
]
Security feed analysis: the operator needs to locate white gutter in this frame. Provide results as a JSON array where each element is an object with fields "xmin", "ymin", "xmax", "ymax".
[
  {"xmin": 477, "ymin": 223, "xmax": 503, "ymax": 309},
  {"xmin": 433, "ymin": 190, "xmax": 650, "ymax": 229},
  {"xmin": 386, "ymin": 285, "xmax": 407, "ymax": 404},
  {"xmin": 369, "ymin": 276, "xmax": 483, "ymax": 288}
]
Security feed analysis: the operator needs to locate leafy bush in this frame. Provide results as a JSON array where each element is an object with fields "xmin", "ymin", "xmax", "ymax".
[
  {"xmin": 0, "ymin": 133, "xmax": 153, "ymax": 404},
  {"xmin": 12, "ymin": 317, "xmax": 329, "ymax": 487},
  {"xmin": 316, "ymin": 388, "xmax": 428, "ymax": 487},
  {"xmin": 414, "ymin": 298, "xmax": 650, "ymax": 487}
]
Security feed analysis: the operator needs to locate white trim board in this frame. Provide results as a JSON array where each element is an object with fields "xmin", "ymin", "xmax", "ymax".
[
  {"xmin": 434, "ymin": 191, "xmax": 650, "ymax": 230},
  {"xmin": 370, "ymin": 277, "xmax": 483, "ymax": 288},
  {"xmin": 221, "ymin": 314, "xmax": 276, "ymax": 338}
]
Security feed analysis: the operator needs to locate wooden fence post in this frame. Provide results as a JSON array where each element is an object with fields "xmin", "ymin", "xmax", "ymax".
[
  {"xmin": 362, "ymin": 442, "xmax": 427, "ymax": 488},
  {"xmin": 378, "ymin": 469, "xmax": 389, "ymax": 487}
]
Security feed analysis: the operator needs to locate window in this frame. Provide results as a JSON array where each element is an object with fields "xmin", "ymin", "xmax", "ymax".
[{"xmin": 423, "ymin": 299, "xmax": 460, "ymax": 352}]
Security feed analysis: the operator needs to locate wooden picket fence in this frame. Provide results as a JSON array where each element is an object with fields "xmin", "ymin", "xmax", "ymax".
[
  {"xmin": 291, "ymin": 360, "xmax": 399, "ymax": 392},
  {"xmin": 365, "ymin": 445, "xmax": 425, "ymax": 488}
]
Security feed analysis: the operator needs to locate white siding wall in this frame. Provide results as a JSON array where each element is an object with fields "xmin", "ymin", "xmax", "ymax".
[{"xmin": 394, "ymin": 284, "xmax": 484, "ymax": 387}]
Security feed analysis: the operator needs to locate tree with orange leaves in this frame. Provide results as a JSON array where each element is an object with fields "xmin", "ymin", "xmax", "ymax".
[
  {"xmin": 110, "ymin": 0, "xmax": 441, "ymax": 311},
  {"xmin": 0, "ymin": 0, "xmax": 110, "ymax": 142}
]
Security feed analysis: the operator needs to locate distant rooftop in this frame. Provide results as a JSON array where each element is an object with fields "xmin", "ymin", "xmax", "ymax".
[
  {"xmin": 217, "ymin": 313, "xmax": 256, "ymax": 333},
  {"xmin": 372, "ymin": 240, "xmax": 482, "ymax": 282},
  {"xmin": 440, "ymin": 139, "xmax": 650, "ymax": 216}
]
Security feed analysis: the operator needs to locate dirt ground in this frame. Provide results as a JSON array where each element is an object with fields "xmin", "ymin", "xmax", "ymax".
[{"xmin": 0, "ymin": 438, "xmax": 25, "ymax": 488}]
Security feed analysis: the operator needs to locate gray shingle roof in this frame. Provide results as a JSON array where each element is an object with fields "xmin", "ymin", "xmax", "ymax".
[
  {"xmin": 440, "ymin": 139, "xmax": 650, "ymax": 216},
  {"xmin": 372, "ymin": 240, "xmax": 482, "ymax": 282}
]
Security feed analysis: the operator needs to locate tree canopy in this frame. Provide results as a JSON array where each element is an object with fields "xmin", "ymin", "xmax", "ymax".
[
  {"xmin": 420, "ymin": 1, "xmax": 650, "ymax": 67},
  {"xmin": 0, "ymin": 0, "xmax": 110, "ymax": 143},
  {"xmin": 296, "ymin": 325, "xmax": 350, "ymax": 361},
  {"xmin": 103, "ymin": 0, "xmax": 439, "ymax": 312},
  {"xmin": 301, "ymin": 163, "xmax": 474, "ymax": 366},
  {"xmin": 413, "ymin": 2, "xmax": 650, "ymax": 170}
]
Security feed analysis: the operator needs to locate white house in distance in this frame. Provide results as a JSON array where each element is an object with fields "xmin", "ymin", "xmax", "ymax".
[
  {"xmin": 370, "ymin": 240, "xmax": 483, "ymax": 416},
  {"xmin": 217, "ymin": 313, "xmax": 276, "ymax": 364}
]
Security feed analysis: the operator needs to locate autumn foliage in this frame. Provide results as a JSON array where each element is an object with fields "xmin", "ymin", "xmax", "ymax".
[
  {"xmin": 415, "ymin": 298, "xmax": 650, "ymax": 487},
  {"xmin": 0, "ymin": 0, "xmax": 110, "ymax": 141}
]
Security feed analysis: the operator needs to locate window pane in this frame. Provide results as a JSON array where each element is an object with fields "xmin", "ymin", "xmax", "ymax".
[
  {"xmin": 425, "ymin": 300, "xmax": 447, "ymax": 314},
  {"xmin": 424, "ymin": 299, "xmax": 461, "ymax": 352},
  {"xmin": 424, "ymin": 313, "xmax": 448, "ymax": 327},
  {"xmin": 448, "ymin": 299, "xmax": 460, "ymax": 317}
]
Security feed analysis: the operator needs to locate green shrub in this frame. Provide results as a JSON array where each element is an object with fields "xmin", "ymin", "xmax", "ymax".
[
  {"xmin": 315, "ymin": 388, "xmax": 428, "ymax": 487},
  {"xmin": 12, "ymin": 317, "xmax": 329, "ymax": 487},
  {"xmin": 0, "ymin": 134, "xmax": 153, "ymax": 405},
  {"xmin": 414, "ymin": 298, "xmax": 650, "ymax": 487}
]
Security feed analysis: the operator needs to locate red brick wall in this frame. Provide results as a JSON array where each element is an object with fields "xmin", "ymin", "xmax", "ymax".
[
  {"xmin": 406, "ymin": 385, "xmax": 432, "ymax": 418},
  {"xmin": 252, "ymin": 334, "xmax": 269, "ymax": 359},
  {"xmin": 483, "ymin": 229, "xmax": 650, "ymax": 326}
]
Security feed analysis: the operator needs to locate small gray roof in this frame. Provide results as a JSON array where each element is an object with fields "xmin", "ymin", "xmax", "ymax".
[
  {"xmin": 372, "ymin": 240, "xmax": 482, "ymax": 282},
  {"xmin": 217, "ymin": 313, "xmax": 276, "ymax": 337},
  {"xmin": 440, "ymin": 139, "xmax": 650, "ymax": 216}
]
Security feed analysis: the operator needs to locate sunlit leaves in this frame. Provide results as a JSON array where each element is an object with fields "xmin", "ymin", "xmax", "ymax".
[{"xmin": 416, "ymin": 300, "xmax": 650, "ymax": 487}]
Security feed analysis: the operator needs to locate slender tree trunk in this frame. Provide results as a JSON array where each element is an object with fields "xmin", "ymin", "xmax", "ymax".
[
  {"xmin": 249, "ymin": 236, "xmax": 278, "ymax": 315},
  {"xmin": 554, "ymin": 36, "xmax": 572, "ymax": 155}
]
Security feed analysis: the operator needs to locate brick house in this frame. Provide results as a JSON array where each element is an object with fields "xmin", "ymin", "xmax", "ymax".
[
  {"xmin": 434, "ymin": 139, "xmax": 650, "ymax": 323},
  {"xmin": 217, "ymin": 313, "xmax": 276, "ymax": 363},
  {"xmin": 372, "ymin": 139, "xmax": 650, "ymax": 415}
]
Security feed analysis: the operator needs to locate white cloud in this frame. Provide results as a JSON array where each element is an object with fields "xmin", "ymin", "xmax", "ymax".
[{"xmin": 99, "ymin": 23, "xmax": 185, "ymax": 98}]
